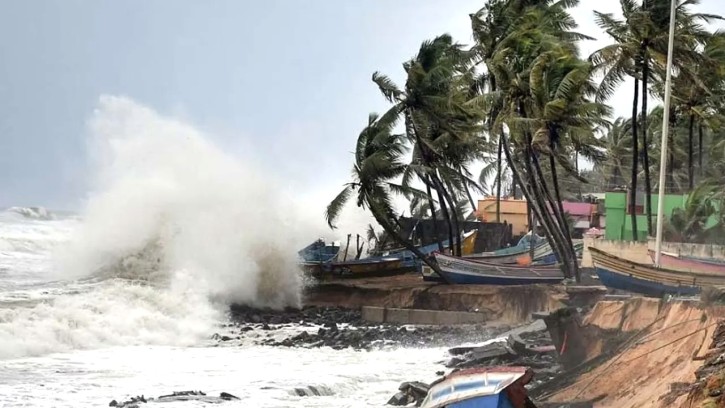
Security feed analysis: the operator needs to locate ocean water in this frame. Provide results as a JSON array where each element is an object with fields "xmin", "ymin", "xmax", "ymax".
[{"xmin": 0, "ymin": 97, "xmax": 450, "ymax": 407}]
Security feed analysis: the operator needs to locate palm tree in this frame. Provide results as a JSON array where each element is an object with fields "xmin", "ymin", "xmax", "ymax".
[
  {"xmin": 596, "ymin": 117, "xmax": 633, "ymax": 189},
  {"xmin": 592, "ymin": 0, "xmax": 719, "ymax": 238},
  {"xmin": 373, "ymin": 34, "xmax": 485, "ymax": 256},
  {"xmin": 325, "ymin": 113, "xmax": 442, "ymax": 274},
  {"xmin": 471, "ymin": 0, "xmax": 595, "ymax": 281}
]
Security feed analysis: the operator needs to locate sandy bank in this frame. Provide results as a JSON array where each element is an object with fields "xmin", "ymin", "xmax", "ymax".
[
  {"xmin": 541, "ymin": 298, "xmax": 725, "ymax": 408},
  {"xmin": 303, "ymin": 274, "xmax": 602, "ymax": 325}
]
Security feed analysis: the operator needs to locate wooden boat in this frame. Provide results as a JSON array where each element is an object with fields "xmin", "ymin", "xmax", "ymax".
[
  {"xmin": 465, "ymin": 241, "xmax": 551, "ymax": 264},
  {"xmin": 535, "ymin": 242, "xmax": 584, "ymax": 265},
  {"xmin": 302, "ymin": 256, "xmax": 404, "ymax": 278},
  {"xmin": 420, "ymin": 366, "xmax": 534, "ymax": 408},
  {"xmin": 431, "ymin": 253, "xmax": 565, "ymax": 285},
  {"xmin": 647, "ymin": 250, "xmax": 725, "ymax": 275},
  {"xmin": 298, "ymin": 239, "xmax": 340, "ymax": 263},
  {"xmin": 590, "ymin": 247, "xmax": 725, "ymax": 297}
]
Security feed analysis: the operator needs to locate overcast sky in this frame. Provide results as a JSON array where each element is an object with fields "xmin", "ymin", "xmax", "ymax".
[{"xmin": 1, "ymin": 1, "xmax": 724, "ymax": 210}]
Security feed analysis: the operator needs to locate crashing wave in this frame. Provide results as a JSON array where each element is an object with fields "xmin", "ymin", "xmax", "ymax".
[{"xmin": 5, "ymin": 207, "xmax": 55, "ymax": 220}]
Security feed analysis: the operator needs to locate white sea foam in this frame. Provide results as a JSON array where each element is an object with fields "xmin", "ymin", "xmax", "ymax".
[{"xmin": 58, "ymin": 95, "xmax": 308, "ymax": 307}]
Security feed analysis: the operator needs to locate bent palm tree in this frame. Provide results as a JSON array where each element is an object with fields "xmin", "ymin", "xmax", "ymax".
[{"xmin": 325, "ymin": 113, "xmax": 443, "ymax": 275}]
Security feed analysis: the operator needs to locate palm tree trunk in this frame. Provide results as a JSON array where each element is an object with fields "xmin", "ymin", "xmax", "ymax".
[
  {"xmin": 630, "ymin": 76, "xmax": 640, "ymax": 241},
  {"xmin": 440, "ymin": 176, "xmax": 462, "ymax": 256},
  {"xmin": 500, "ymin": 131, "xmax": 571, "ymax": 278},
  {"xmin": 519, "ymin": 122, "xmax": 574, "ymax": 279},
  {"xmin": 425, "ymin": 175, "xmax": 444, "ymax": 252},
  {"xmin": 668, "ymin": 111, "xmax": 676, "ymax": 192},
  {"xmin": 698, "ymin": 122, "xmax": 704, "ymax": 177},
  {"xmin": 434, "ymin": 184, "xmax": 455, "ymax": 255},
  {"xmin": 641, "ymin": 57, "xmax": 653, "ymax": 236},
  {"xmin": 459, "ymin": 168, "xmax": 477, "ymax": 214},
  {"xmin": 368, "ymin": 204, "xmax": 448, "ymax": 282},
  {"xmin": 547, "ymin": 153, "xmax": 579, "ymax": 280},
  {"xmin": 688, "ymin": 113, "xmax": 695, "ymax": 191},
  {"xmin": 575, "ymin": 149, "xmax": 582, "ymax": 201},
  {"xmin": 355, "ymin": 234, "xmax": 364, "ymax": 260},
  {"xmin": 534, "ymin": 150, "xmax": 578, "ymax": 281},
  {"xmin": 496, "ymin": 136, "xmax": 503, "ymax": 222}
]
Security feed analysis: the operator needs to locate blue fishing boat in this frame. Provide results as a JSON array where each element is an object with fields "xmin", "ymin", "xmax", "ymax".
[
  {"xmin": 465, "ymin": 241, "xmax": 551, "ymax": 265},
  {"xmin": 298, "ymin": 239, "xmax": 340, "ymax": 263},
  {"xmin": 421, "ymin": 366, "xmax": 534, "ymax": 408},
  {"xmin": 589, "ymin": 247, "xmax": 725, "ymax": 297},
  {"xmin": 431, "ymin": 253, "xmax": 565, "ymax": 285}
]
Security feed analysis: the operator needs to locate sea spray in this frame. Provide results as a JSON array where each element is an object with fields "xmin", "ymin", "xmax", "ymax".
[
  {"xmin": 0, "ymin": 95, "xmax": 377, "ymax": 359},
  {"xmin": 58, "ymin": 95, "xmax": 305, "ymax": 308}
]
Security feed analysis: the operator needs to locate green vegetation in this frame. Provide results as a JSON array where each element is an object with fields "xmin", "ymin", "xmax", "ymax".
[{"xmin": 326, "ymin": 0, "xmax": 725, "ymax": 282}]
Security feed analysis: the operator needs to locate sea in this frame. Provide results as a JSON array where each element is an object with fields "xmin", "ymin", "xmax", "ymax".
[{"xmin": 0, "ymin": 96, "xmax": 450, "ymax": 407}]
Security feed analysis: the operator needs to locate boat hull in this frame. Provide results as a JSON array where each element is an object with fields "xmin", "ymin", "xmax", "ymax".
[
  {"xmin": 303, "ymin": 258, "xmax": 409, "ymax": 279},
  {"xmin": 595, "ymin": 266, "xmax": 700, "ymax": 297},
  {"xmin": 648, "ymin": 250, "xmax": 725, "ymax": 275},
  {"xmin": 589, "ymin": 247, "xmax": 725, "ymax": 297},
  {"xmin": 465, "ymin": 242, "xmax": 552, "ymax": 265},
  {"xmin": 434, "ymin": 253, "xmax": 564, "ymax": 285}
]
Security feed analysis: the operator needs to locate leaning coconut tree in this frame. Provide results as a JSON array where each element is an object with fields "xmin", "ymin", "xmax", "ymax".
[{"xmin": 325, "ymin": 112, "xmax": 442, "ymax": 274}]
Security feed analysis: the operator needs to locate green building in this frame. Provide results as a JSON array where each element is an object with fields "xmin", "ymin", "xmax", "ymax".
[{"xmin": 604, "ymin": 191, "xmax": 688, "ymax": 241}]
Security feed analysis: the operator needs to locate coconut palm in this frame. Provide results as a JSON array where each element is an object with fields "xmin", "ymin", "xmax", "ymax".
[
  {"xmin": 592, "ymin": 0, "xmax": 720, "ymax": 238},
  {"xmin": 372, "ymin": 34, "xmax": 486, "ymax": 255},
  {"xmin": 470, "ymin": 0, "xmax": 595, "ymax": 280},
  {"xmin": 596, "ymin": 117, "xmax": 633, "ymax": 189},
  {"xmin": 325, "ymin": 113, "xmax": 441, "ymax": 273}
]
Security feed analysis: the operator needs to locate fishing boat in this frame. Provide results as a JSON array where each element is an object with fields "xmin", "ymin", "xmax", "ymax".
[
  {"xmin": 430, "ymin": 253, "xmax": 565, "ymax": 285},
  {"xmin": 298, "ymin": 239, "xmax": 340, "ymax": 263},
  {"xmin": 535, "ymin": 242, "xmax": 584, "ymax": 265},
  {"xmin": 647, "ymin": 250, "xmax": 725, "ymax": 275},
  {"xmin": 465, "ymin": 241, "xmax": 551, "ymax": 264},
  {"xmin": 303, "ymin": 256, "xmax": 405, "ymax": 279},
  {"xmin": 590, "ymin": 247, "xmax": 725, "ymax": 297},
  {"xmin": 420, "ymin": 366, "xmax": 534, "ymax": 408}
]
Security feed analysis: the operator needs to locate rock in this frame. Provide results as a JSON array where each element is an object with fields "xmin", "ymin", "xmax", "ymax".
[
  {"xmin": 109, "ymin": 400, "xmax": 118, "ymax": 407},
  {"xmin": 387, "ymin": 391, "xmax": 412, "ymax": 406},
  {"xmin": 262, "ymin": 323, "xmax": 271, "ymax": 330},
  {"xmin": 220, "ymin": 336, "xmax": 232, "ymax": 342}
]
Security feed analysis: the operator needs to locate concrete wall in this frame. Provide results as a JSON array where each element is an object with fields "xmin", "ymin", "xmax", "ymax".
[
  {"xmin": 361, "ymin": 306, "xmax": 487, "ymax": 325},
  {"xmin": 582, "ymin": 236, "xmax": 649, "ymax": 267},
  {"xmin": 582, "ymin": 236, "xmax": 725, "ymax": 266},
  {"xmin": 646, "ymin": 238, "xmax": 725, "ymax": 261}
]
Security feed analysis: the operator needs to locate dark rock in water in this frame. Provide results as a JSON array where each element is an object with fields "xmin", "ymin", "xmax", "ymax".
[
  {"xmin": 388, "ymin": 381, "xmax": 429, "ymax": 406},
  {"xmin": 220, "ymin": 392, "xmax": 240, "ymax": 400},
  {"xmin": 325, "ymin": 321, "xmax": 338, "ymax": 331},
  {"xmin": 220, "ymin": 336, "xmax": 232, "ymax": 342},
  {"xmin": 109, "ymin": 400, "xmax": 118, "ymax": 407},
  {"xmin": 262, "ymin": 323, "xmax": 271, "ymax": 330},
  {"xmin": 293, "ymin": 385, "xmax": 334, "ymax": 397},
  {"xmin": 387, "ymin": 391, "xmax": 413, "ymax": 406}
]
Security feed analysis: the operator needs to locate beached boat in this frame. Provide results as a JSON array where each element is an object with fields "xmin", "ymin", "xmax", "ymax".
[
  {"xmin": 298, "ymin": 239, "xmax": 340, "ymax": 263},
  {"xmin": 534, "ymin": 241, "xmax": 584, "ymax": 265},
  {"xmin": 303, "ymin": 256, "xmax": 405, "ymax": 278},
  {"xmin": 590, "ymin": 247, "xmax": 725, "ymax": 297},
  {"xmin": 430, "ymin": 253, "xmax": 565, "ymax": 285},
  {"xmin": 465, "ymin": 241, "xmax": 551, "ymax": 264},
  {"xmin": 647, "ymin": 250, "xmax": 725, "ymax": 275},
  {"xmin": 420, "ymin": 366, "xmax": 534, "ymax": 408}
]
